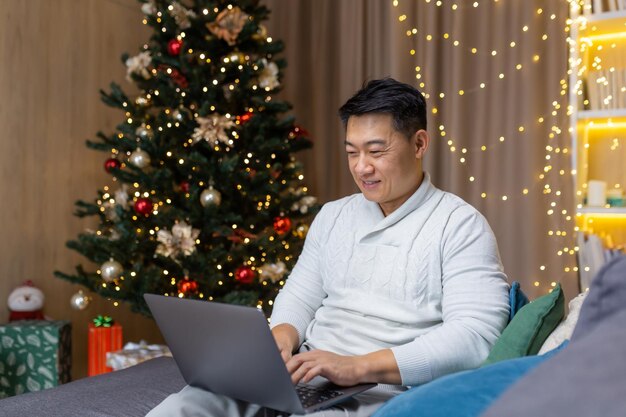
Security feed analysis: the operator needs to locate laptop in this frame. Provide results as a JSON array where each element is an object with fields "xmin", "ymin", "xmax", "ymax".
[{"xmin": 144, "ymin": 294, "xmax": 376, "ymax": 415}]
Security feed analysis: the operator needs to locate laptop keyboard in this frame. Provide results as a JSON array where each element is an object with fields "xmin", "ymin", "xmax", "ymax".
[{"xmin": 295, "ymin": 385, "xmax": 344, "ymax": 408}]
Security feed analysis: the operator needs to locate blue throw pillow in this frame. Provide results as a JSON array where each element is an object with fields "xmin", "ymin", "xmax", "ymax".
[
  {"xmin": 509, "ymin": 281, "xmax": 529, "ymax": 322},
  {"xmin": 372, "ymin": 344, "xmax": 565, "ymax": 417}
]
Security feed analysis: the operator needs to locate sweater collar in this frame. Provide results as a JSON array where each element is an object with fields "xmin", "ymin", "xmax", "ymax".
[{"xmin": 362, "ymin": 172, "xmax": 437, "ymax": 235}]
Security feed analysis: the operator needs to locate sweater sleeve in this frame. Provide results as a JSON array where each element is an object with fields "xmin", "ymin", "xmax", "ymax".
[
  {"xmin": 269, "ymin": 204, "xmax": 329, "ymax": 346},
  {"xmin": 390, "ymin": 205, "xmax": 510, "ymax": 386}
]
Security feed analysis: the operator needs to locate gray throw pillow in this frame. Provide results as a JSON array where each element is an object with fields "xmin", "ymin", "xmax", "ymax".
[{"xmin": 571, "ymin": 255, "xmax": 626, "ymax": 341}]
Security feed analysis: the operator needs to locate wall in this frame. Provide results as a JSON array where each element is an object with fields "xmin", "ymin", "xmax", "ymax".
[{"xmin": 0, "ymin": 0, "xmax": 162, "ymax": 379}]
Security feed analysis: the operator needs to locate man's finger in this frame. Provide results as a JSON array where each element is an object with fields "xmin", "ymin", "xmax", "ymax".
[
  {"xmin": 290, "ymin": 365, "xmax": 306, "ymax": 384},
  {"xmin": 280, "ymin": 349, "xmax": 291, "ymax": 364},
  {"xmin": 290, "ymin": 359, "xmax": 314, "ymax": 385},
  {"xmin": 302, "ymin": 364, "xmax": 323, "ymax": 384},
  {"xmin": 285, "ymin": 357, "xmax": 297, "ymax": 374}
]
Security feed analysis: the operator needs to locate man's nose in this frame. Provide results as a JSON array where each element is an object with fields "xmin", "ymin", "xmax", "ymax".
[{"xmin": 354, "ymin": 155, "xmax": 374, "ymax": 175}]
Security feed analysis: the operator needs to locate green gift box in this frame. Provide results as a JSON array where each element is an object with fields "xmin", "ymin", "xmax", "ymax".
[{"xmin": 0, "ymin": 320, "xmax": 71, "ymax": 398}]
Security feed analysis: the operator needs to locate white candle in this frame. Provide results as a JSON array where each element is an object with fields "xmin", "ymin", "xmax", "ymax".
[{"xmin": 587, "ymin": 180, "xmax": 607, "ymax": 207}]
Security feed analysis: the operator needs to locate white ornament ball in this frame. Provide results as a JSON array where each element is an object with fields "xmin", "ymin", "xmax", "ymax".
[
  {"xmin": 136, "ymin": 127, "xmax": 151, "ymax": 139},
  {"xmin": 101, "ymin": 260, "xmax": 123, "ymax": 282},
  {"xmin": 129, "ymin": 149, "xmax": 151, "ymax": 168},
  {"xmin": 200, "ymin": 187, "xmax": 222, "ymax": 207},
  {"xmin": 173, "ymin": 110, "xmax": 185, "ymax": 121},
  {"xmin": 70, "ymin": 290, "xmax": 91, "ymax": 310}
]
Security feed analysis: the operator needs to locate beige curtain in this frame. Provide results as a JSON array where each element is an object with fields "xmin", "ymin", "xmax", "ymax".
[{"xmin": 264, "ymin": 0, "xmax": 577, "ymax": 300}]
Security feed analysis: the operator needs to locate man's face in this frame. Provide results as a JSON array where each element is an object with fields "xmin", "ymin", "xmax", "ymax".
[{"xmin": 345, "ymin": 113, "xmax": 427, "ymax": 216}]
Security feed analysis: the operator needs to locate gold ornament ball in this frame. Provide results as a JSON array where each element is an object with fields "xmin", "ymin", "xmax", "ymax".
[
  {"xmin": 252, "ymin": 24, "xmax": 268, "ymax": 41},
  {"xmin": 229, "ymin": 52, "xmax": 247, "ymax": 63},
  {"xmin": 101, "ymin": 259, "xmax": 123, "ymax": 282},
  {"xmin": 129, "ymin": 148, "xmax": 151, "ymax": 168},
  {"xmin": 135, "ymin": 95, "xmax": 151, "ymax": 107},
  {"xmin": 70, "ymin": 290, "xmax": 91, "ymax": 310},
  {"xmin": 200, "ymin": 187, "xmax": 222, "ymax": 207},
  {"xmin": 294, "ymin": 224, "xmax": 309, "ymax": 239}
]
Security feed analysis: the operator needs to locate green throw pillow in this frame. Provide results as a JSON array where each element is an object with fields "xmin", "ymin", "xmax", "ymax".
[{"xmin": 483, "ymin": 283, "xmax": 564, "ymax": 366}]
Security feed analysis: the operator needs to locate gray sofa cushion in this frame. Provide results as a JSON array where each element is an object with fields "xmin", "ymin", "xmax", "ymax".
[
  {"xmin": 481, "ymin": 255, "xmax": 626, "ymax": 417},
  {"xmin": 0, "ymin": 356, "xmax": 185, "ymax": 417},
  {"xmin": 571, "ymin": 256, "xmax": 626, "ymax": 340}
]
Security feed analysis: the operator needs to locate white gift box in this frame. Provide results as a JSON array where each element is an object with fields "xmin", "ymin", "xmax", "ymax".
[{"xmin": 105, "ymin": 341, "xmax": 171, "ymax": 371}]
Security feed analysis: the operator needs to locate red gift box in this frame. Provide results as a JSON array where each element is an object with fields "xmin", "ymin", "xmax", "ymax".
[{"xmin": 88, "ymin": 323, "xmax": 123, "ymax": 376}]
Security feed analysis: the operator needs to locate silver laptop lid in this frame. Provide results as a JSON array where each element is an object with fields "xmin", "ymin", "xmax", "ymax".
[{"xmin": 144, "ymin": 294, "xmax": 305, "ymax": 414}]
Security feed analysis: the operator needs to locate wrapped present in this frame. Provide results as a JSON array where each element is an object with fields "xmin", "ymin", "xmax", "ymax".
[
  {"xmin": 87, "ymin": 316, "xmax": 122, "ymax": 376},
  {"xmin": 0, "ymin": 320, "xmax": 71, "ymax": 398},
  {"xmin": 106, "ymin": 341, "xmax": 171, "ymax": 371}
]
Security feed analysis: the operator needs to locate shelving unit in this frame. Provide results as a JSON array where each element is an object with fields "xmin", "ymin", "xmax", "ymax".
[{"xmin": 569, "ymin": 2, "xmax": 626, "ymax": 289}]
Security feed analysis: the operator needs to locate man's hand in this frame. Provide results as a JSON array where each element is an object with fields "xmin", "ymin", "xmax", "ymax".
[
  {"xmin": 271, "ymin": 324, "xmax": 300, "ymax": 364},
  {"xmin": 287, "ymin": 350, "xmax": 364, "ymax": 386},
  {"xmin": 286, "ymin": 349, "xmax": 402, "ymax": 387}
]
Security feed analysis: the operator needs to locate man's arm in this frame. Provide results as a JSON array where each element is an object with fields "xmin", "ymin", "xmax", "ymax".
[
  {"xmin": 271, "ymin": 323, "xmax": 300, "ymax": 363},
  {"xmin": 270, "ymin": 205, "xmax": 329, "ymax": 348}
]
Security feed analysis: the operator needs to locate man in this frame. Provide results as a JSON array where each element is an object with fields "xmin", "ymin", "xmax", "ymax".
[{"xmin": 148, "ymin": 78, "xmax": 510, "ymax": 417}]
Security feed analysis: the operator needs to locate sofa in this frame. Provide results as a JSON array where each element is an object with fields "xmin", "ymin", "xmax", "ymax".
[
  {"xmin": 0, "ymin": 354, "xmax": 185, "ymax": 416},
  {"xmin": 1, "ymin": 256, "xmax": 624, "ymax": 417}
]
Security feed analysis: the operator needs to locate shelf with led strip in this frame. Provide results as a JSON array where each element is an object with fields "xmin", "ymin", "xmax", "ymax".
[
  {"xmin": 575, "ymin": 7, "xmax": 626, "ymax": 117},
  {"xmin": 577, "ymin": 206, "xmax": 626, "ymax": 215},
  {"xmin": 585, "ymin": 9, "xmax": 626, "ymax": 27},
  {"xmin": 576, "ymin": 108, "xmax": 626, "ymax": 120}
]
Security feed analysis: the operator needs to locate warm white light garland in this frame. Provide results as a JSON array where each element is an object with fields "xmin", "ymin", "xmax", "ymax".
[{"xmin": 392, "ymin": 0, "xmax": 577, "ymax": 293}]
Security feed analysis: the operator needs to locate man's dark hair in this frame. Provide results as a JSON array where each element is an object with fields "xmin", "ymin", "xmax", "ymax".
[{"xmin": 338, "ymin": 77, "xmax": 427, "ymax": 138}]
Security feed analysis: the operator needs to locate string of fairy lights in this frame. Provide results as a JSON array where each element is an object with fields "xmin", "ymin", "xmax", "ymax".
[{"xmin": 392, "ymin": 0, "xmax": 580, "ymax": 292}]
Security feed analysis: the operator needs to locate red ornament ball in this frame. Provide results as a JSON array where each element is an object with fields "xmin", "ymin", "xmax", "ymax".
[
  {"xmin": 273, "ymin": 216, "xmax": 292, "ymax": 235},
  {"xmin": 170, "ymin": 69, "xmax": 189, "ymax": 89},
  {"xmin": 104, "ymin": 158, "xmax": 121, "ymax": 173},
  {"xmin": 180, "ymin": 181, "xmax": 190, "ymax": 193},
  {"xmin": 177, "ymin": 278, "xmax": 199, "ymax": 295},
  {"xmin": 235, "ymin": 266, "xmax": 256, "ymax": 284},
  {"xmin": 157, "ymin": 64, "xmax": 189, "ymax": 89},
  {"xmin": 236, "ymin": 111, "xmax": 253, "ymax": 124},
  {"xmin": 167, "ymin": 38, "xmax": 183, "ymax": 56},
  {"xmin": 134, "ymin": 198, "xmax": 153, "ymax": 215}
]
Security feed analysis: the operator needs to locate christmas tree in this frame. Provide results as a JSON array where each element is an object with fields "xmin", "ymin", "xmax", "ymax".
[{"xmin": 55, "ymin": 0, "xmax": 319, "ymax": 317}]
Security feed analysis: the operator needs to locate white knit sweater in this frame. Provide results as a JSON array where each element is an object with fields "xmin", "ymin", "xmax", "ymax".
[{"xmin": 270, "ymin": 174, "xmax": 510, "ymax": 386}]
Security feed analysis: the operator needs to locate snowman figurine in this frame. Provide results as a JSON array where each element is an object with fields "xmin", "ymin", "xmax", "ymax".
[{"xmin": 8, "ymin": 280, "xmax": 45, "ymax": 321}]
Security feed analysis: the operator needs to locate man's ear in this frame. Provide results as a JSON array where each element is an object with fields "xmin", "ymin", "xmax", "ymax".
[{"xmin": 414, "ymin": 130, "xmax": 430, "ymax": 158}]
